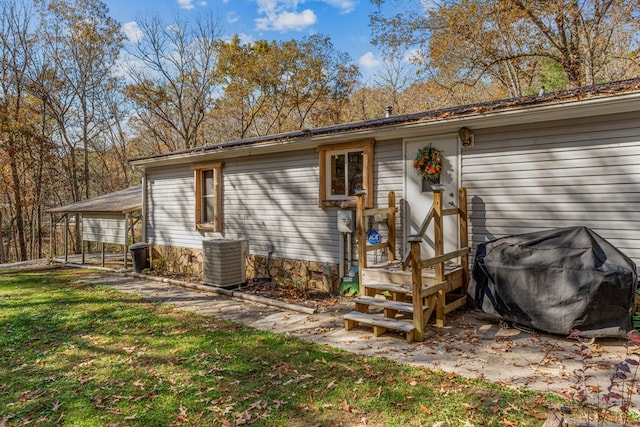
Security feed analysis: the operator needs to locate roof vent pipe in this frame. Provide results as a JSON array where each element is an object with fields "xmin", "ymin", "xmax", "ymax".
[{"xmin": 385, "ymin": 106, "xmax": 392, "ymax": 118}]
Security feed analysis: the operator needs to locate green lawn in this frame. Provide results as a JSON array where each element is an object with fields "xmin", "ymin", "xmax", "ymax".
[{"xmin": 0, "ymin": 268, "xmax": 573, "ymax": 426}]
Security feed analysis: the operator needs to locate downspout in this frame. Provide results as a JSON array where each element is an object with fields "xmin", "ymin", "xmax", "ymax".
[
  {"xmin": 49, "ymin": 214, "xmax": 53, "ymax": 260},
  {"xmin": 81, "ymin": 213, "xmax": 85, "ymax": 264},
  {"xmin": 64, "ymin": 214, "xmax": 69, "ymax": 262},
  {"xmin": 124, "ymin": 212, "xmax": 129, "ymax": 269},
  {"xmin": 141, "ymin": 173, "xmax": 147, "ymax": 243}
]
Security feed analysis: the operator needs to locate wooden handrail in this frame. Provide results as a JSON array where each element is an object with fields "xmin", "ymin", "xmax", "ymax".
[
  {"xmin": 418, "ymin": 247, "xmax": 470, "ymax": 269},
  {"xmin": 402, "ymin": 207, "xmax": 433, "ymax": 269},
  {"xmin": 442, "ymin": 208, "xmax": 461, "ymax": 216},
  {"xmin": 407, "ymin": 187, "xmax": 469, "ymax": 337},
  {"xmin": 356, "ymin": 190, "xmax": 397, "ymax": 295},
  {"xmin": 364, "ymin": 207, "xmax": 397, "ymax": 217},
  {"xmin": 355, "ymin": 187, "xmax": 469, "ymax": 341},
  {"xmin": 366, "ymin": 242, "xmax": 391, "ymax": 252},
  {"xmin": 417, "ymin": 208, "xmax": 435, "ymax": 238}
]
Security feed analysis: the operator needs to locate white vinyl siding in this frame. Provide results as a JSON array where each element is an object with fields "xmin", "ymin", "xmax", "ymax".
[
  {"xmin": 144, "ymin": 109, "xmax": 640, "ymax": 268},
  {"xmin": 375, "ymin": 139, "xmax": 404, "ymax": 204},
  {"xmin": 82, "ymin": 214, "xmax": 127, "ymax": 245},
  {"xmin": 223, "ymin": 150, "xmax": 338, "ymax": 261},
  {"xmin": 372, "ymin": 138, "xmax": 404, "ymax": 259},
  {"xmin": 146, "ymin": 166, "xmax": 205, "ymax": 248},
  {"xmin": 462, "ymin": 111, "xmax": 640, "ymax": 265},
  {"xmin": 145, "ymin": 140, "xmax": 406, "ymax": 265}
]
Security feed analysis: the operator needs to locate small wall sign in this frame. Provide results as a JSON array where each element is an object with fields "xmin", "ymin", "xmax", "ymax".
[{"xmin": 367, "ymin": 230, "xmax": 381, "ymax": 245}]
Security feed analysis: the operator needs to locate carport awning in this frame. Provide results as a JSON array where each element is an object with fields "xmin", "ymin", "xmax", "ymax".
[{"xmin": 47, "ymin": 186, "xmax": 142, "ymax": 215}]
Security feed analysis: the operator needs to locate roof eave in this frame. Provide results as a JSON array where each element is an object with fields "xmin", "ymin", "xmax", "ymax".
[{"xmin": 130, "ymin": 90, "xmax": 640, "ymax": 170}]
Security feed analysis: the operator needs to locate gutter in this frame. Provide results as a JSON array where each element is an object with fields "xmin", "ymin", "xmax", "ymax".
[{"xmin": 130, "ymin": 86, "xmax": 640, "ymax": 170}]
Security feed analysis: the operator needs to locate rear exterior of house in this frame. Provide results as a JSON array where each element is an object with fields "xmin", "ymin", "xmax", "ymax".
[{"xmin": 131, "ymin": 79, "xmax": 640, "ymax": 287}]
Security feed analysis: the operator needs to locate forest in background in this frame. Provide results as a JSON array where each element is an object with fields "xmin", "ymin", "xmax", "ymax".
[{"xmin": 1, "ymin": 0, "xmax": 639, "ymax": 263}]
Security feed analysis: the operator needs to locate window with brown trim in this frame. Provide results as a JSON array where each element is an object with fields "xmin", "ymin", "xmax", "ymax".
[
  {"xmin": 318, "ymin": 140, "xmax": 374, "ymax": 208},
  {"xmin": 193, "ymin": 162, "xmax": 223, "ymax": 232}
]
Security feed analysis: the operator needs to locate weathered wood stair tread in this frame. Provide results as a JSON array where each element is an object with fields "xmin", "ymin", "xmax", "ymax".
[
  {"xmin": 353, "ymin": 296, "xmax": 428, "ymax": 313},
  {"xmin": 364, "ymin": 281, "xmax": 449, "ymax": 298},
  {"xmin": 344, "ymin": 311, "xmax": 416, "ymax": 343},
  {"xmin": 364, "ymin": 263, "xmax": 463, "ymax": 277},
  {"xmin": 363, "ymin": 266, "xmax": 462, "ymax": 286},
  {"xmin": 364, "ymin": 282, "xmax": 411, "ymax": 294},
  {"xmin": 344, "ymin": 310, "xmax": 415, "ymax": 331}
]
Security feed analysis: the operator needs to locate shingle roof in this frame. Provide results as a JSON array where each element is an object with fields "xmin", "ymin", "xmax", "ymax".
[
  {"xmin": 130, "ymin": 77, "xmax": 640, "ymax": 163},
  {"xmin": 47, "ymin": 186, "xmax": 142, "ymax": 214}
]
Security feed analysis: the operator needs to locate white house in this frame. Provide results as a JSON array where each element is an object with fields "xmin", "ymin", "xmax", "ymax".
[{"xmin": 130, "ymin": 78, "xmax": 640, "ymax": 288}]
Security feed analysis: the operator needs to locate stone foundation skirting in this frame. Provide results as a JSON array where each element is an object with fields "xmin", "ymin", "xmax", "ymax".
[
  {"xmin": 245, "ymin": 254, "xmax": 339, "ymax": 293},
  {"xmin": 149, "ymin": 244, "xmax": 203, "ymax": 276},
  {"xmin": 149, "ymin": 243, "xmax": 340, "ymax": 292}
]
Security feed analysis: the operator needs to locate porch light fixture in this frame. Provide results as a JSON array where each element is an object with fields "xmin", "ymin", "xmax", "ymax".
[{"xmin": 458, "ymin": 127, "xmax": 474, "ymax": 147}]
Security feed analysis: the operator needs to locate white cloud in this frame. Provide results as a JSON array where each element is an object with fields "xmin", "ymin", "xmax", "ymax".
[
  {"xmin": 256, "ymin": 10, "xmax": 316, "ymax": 31},
  {"xmin": 359, "ymin": 52, "xmax": 381, "ymax": 68},
  {"xmin": 406, "ymin": 48, "xmax": 427, "ymax": 64},
  {"xmin": 323, "ymin": 0, "xmax": 356, "ymax": 14},
  {"xmin": 177, "ymin": 0, "xmax": 206, "ymax": 9},
  {"xmin": 227, "ymin": 11, "xmax": 239, "ymax": 24},
  {"xmin": 253, "ymin": 0, "xmax": 357, "ymax": 31},
  {"xmin": 255, "ymin": 0, "xmax": 318, "ymax": 32},
  {"xmin": 177, "ymin": 0, "xmax": 195, "ymax": 9},
  {"xmin": 418, "ymin": 0, "xmax": 438, "ymax": 10},
  {"xmin": 112, "ymin": 51, "xmax": 148, "ymax": 81},
  {"xmin": 236, "ymin": 33, "xmax": 255, "ymax": 45},
  {"xmin": 123, "ymin": 21, "xmax": 143, "ymax": 43}
]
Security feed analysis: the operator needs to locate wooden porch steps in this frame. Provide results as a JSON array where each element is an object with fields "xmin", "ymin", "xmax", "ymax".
[
  {"xmin": 344, "ymin": 263, "xmax": 468, "ymax": 342},
  {"xmin": 344, "ymin": 311, "xmax": 416, "ymax": 343},
  {"xmin": 344, "ymin": 278, "xmax": 450, "ymax": 343},
  {"xmin": 345, "ymin": 188, "xmax": 471, "ymax": 343}
]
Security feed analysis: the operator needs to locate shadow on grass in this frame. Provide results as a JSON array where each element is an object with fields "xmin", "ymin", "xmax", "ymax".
[{"xmin": 0, "ymin": 268, "xmax": 556, "ymax": 426}]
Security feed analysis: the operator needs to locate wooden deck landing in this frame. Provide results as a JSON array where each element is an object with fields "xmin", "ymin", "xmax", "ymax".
[{"xmin": 362, "ymin": 261, "xmax": 463, "ymax": 288}]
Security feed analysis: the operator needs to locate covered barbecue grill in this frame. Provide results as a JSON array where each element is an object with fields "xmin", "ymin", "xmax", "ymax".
[{"xmin": 468, "ymin": 226, "xmax": 638, "ymax": 338}]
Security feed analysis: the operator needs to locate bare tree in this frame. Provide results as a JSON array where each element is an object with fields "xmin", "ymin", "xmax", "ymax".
[
  {"xmin": 372, "ymin": 48, "xmax": 421, "ymax": 115},
  {"xmin": 124, "ymin": 14, "xmax": 222, "ymax": 152},
  {"xmin": 35, "ymin": 0, "xmax": 125, "ymax": 201},
  {"xmin": 0, "ymin": 0, "xmax": 36, "ymax": 261}
]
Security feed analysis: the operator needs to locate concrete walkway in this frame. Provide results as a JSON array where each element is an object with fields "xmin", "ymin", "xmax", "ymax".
[{"xmin": 72, "ymin": 269, "xmax": 640, "ymax": 410}]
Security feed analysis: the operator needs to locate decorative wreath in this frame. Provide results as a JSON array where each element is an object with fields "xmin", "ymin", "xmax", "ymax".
[{"xmin": 413, "ymin": 144, "xmax": 443, "ymax": 183}]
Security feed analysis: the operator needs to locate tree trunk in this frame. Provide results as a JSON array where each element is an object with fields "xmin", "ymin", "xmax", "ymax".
[
  {"xmin": 0, "ymin": 209, "xmax": 5, "ymax": 264},
  {"xmin": 9, "ymin": 142, "xmax": 27, "ymax": 261}
]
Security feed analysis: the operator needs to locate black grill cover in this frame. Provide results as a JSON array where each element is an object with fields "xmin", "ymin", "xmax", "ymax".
[{"xmin": 468, "ymin": 227, "xmax": 637, "ymax": 338}]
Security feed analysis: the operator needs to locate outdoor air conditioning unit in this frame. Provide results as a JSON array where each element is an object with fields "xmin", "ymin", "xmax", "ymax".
[{"xmin": 202, "ymin": 238, "xmax": 249, "ymax": 288}]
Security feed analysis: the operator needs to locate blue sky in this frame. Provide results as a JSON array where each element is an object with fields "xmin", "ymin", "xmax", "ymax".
[{"xmin": 103, "ymin": 0, "xmax": 384, "ymax": 81}]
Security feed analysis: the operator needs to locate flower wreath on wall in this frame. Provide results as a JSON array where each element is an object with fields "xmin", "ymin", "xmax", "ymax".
[{"xmin": 413, "ymin": 144, "xmax": 443, "ymax": 183}]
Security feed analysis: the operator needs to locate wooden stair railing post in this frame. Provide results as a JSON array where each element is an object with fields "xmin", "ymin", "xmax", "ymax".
[
  {"xmin": 355, "ymin": 190, "xmax": 367, "ymax": 296},
  {"xmin": 388, "ymin": 191, "xmax": 396, "ymax": 262},
  {"xmin": 408, "ymin": 234, "xmax": 424, "ymax": 342},
  {"xmin": 459, "ymin": 187, "xmax": 469, "ymax": 294},
  {"xmin": 433, "ymin": 190, "xmax": 446, "ymax": 327}
]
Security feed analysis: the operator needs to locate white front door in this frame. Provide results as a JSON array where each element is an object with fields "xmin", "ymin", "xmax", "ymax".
[{"xmin": 404, "ymin": 135, "xmax": 460, "ymax": 259}]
